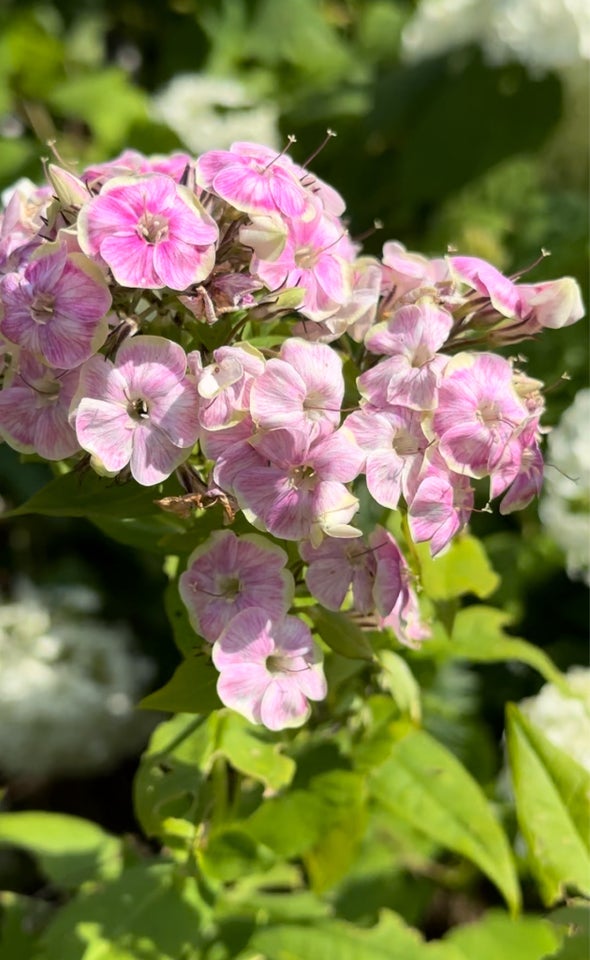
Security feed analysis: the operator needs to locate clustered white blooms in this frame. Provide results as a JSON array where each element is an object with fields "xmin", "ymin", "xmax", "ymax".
[
  {"xmin": 151, "ymin": 73, "xmax": 280, "ymax": 154},
  {"xmin": 0, "ymin": 583, "xmax": 154, "ymax": 779},
  {"xmin": 402, "ymin": 0, "xmax": 590, "ymax": 76},
  {"xmin": 540, "ymin": 388, "xmax": 590, "ymax": 586},
  {"xmin": 519, "ymin": 667, "xmax": 590, "ymax": 772}
]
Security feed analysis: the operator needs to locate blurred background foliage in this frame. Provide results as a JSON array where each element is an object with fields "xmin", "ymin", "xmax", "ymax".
[{"xmin": 0, "ymin": 0, "xmax": 588, "ymax": 945}]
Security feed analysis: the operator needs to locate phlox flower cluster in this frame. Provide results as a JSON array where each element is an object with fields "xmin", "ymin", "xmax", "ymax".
[{"xmin": 0, "ymin": 141, "xmax": 584, "ymax": 729}]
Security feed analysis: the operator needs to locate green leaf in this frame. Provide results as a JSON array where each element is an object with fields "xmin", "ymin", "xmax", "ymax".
[
  {"xmin": 248, "ymin": 910, "xmax": 430, "ymax": 960},
  {"xmin": 449, "ymin": 607, "xmax": 570, "ymax": 692},
  {"xmin": 376, "ymin": 650, "xmax": 422, "ymax": 723},
  {"xmin": 163, "ymin": 576, "xmax": 202, "ymax": 657},
  {"xmin": 310, "ymin": 606, "xmax": 374, "ymax": 661},
  {"xmin": 418, "ymin": 534, "xmax": 500, "ymax": 601},
  {"xmin": 368, "ymin": 729, "xmax": 521, "ymax": 912},
  {"xmin": 548, "ymin": 903, "xmax": 590, "ymax": 960},
  {"xmin": 0, "ymin": 892, "xmax": 48, "ymax": 960},
  {"xmin": 506, "ymin": 704, "xmax": 590, "ymax": 904},
  {"xmin": 133, "ymin": 714, "xmax": 218, "ymax": 839},
  {"xmin": 40, "ymin": 863, "xmax": 206, "ymax": 960},
  {"xmin": 441, "ymin": 909, "xmax": 563, "ymax": 960},
  {"xmin": 140, "ymin": 655, "xmax": 222, "ymax": 715},
  {"xmin": 201, "ymin": 825, "xmax": 274, "ymax": 882},
  {"xmin": 303, "ymin": 771, "xmax": 367, "ymax": 893},
  {"xmin": 2, "ymin": 469, "xmax": 179, "ymax": 521},
  {"xmin": 215, "ymin": 712, "xmax": 295, "ymax": 792},
  {"xmin": 245, "ymin": 791, "xmax": 326, "ymax": 858},
  {"xmin": 0, "ymin": 813, "xmax": 120, "ymax": 889}
]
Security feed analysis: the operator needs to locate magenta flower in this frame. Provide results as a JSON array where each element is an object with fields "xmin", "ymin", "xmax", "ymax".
[
  {"xmin": 73, "ymin": 336, "xmax": 199, "ymax": 485},
  {"xmin": 250, "ymin": 338, "xmax": 344, "ymax": 438},
  {"xmin": 251, "ymin": 208, "xmax": 352, "ymax": 321},
  {"xmin": 0, "ymin": 353, "xmax": 81, "ymax": 460},
  {"xmin": 0, "ymin": 245, "xmax": 111, "ymax": 369},
  {"xmin": 196, "ymin": 141, "xmax": 311, "ymax": 219},
  {"xmin": 431, "ymin": 353, "xmax": 528, "ymax": 479},
  {"xmin": 212, "ymin": 608, "xmax": 327, "ymax": 730},
  {"xmin": 78, "ymin": 174, "xmax": 218, "ymax": 290},
  {"xmin": 82, "ymin": 150, "xmax": 192, "ymax": 188},
  {"xmin": 179, "ymin": 531, "xmax": 294, "ymax": 643}
]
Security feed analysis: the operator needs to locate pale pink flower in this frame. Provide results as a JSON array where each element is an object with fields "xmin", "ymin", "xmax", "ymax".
[
  {"xmin": 431, "ymin": 353, "xmax": 529, "ymax": 479},
  {"xmin": 250, "ymin": 338, "xmax": 343, "ymax": 439},
  {"xmin": 0, "ymin": 245, "xmax": 111, "ymax": 369},
  {"xmin": 0, "ymin": 179, "xmax": 51, "ymax": 274},
  {"xmin": 192, "ymin": 344, "xmax": 265, "ymax": 431},
  {"xmin": 345, "ymin": 406, "xmax": 427, "ymax": 509},
  {"xmin": 233, "ymin": 427, "xmax": 363, "ymax": 543},
  {"xmin": 0, "ymin": 353, "xmax": 81, "ymax": 459},
  {"xmin": 408, "ymin": 455, "xmax": 474, "ymax": 556},
  {"xmin": 449, "ymin": 256, "xmax": 521, "ymax": 318},
  {"xmin": 73, "ymin": 336, "xmax": 199, "ymax": 485},
  {"xmin": 300, "ymin": 537, "xmax": 377, "ymax": 613},
  {"xmin": 381, "ymin": 241, "xmax": 448, "ymax": 302},
  {"xmin": 82, "ymin": 150, "xmax": 192, "ymax": 188},
  {"xmin": 179, "ymin": 531, "xmax": 294, "ymax": 643},
  {"xmin": 78, "ymin": 174, "xmax": 218, "ymax": 290},
  {"xmin": 251, "ymin": 208, "xmax": 352, "ymax": 322},
  {"xmin": 196, "ymin": 141, "xmax": 311, "ymax": 219},
  {"xmin": 516, "ymin": 277, "xmax": 585, "ymax": 331},
  {"xmin": 213, "ymin": 608, "xmax": 327, "ymax": 730}
]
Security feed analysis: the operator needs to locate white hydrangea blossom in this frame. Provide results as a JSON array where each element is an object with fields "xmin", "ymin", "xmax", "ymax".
[
  {"xmin": 402, "ymin": 0, "xmax": 590, "ymax": 75},
  {"xmin": 0, "ymin": 582, "xmax": 155, "ymax": 779},
  {"xmin": 519, "ymin": 667, "xmax": 590, "ymax": 772},
  {"xmin": 540, "ymin": 388, "xmax": 590, "ymax": 586},
  {"xmin": 151, "ymin": 74, "xmax": 280, "ymax": 154}
]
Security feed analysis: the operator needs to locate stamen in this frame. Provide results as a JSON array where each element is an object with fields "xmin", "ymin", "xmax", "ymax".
[
  {"xmin": 262, "ymin": 134, "xmax": 297, "ymax": 172},
  {"xmin": 302, "ymin": 128, "xmax": 337, "ymax": 169},
  {"xmin": 510, "ymin": 248, "xmax": 551, "ymax": 281},
  {"xmin": 352, "ymin": 219, "xmax": 383, "ymax": 244}
]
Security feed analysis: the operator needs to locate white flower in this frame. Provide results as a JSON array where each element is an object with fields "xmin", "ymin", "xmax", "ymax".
[
  {"xmin": 519, "ymin": 667, "xmax": 590, "ymax": 772},
  {"xmin": 151, "ymin": 74, "xmax": 280, "ymax": 154},
  {"xmin": 402, "ymin": 0, "xmax": 590, "ymax": 76},
  {"xmin": 0, "ymin": 582, "xmax": 155, "ymax": 779},
  {"xmin": 540, "ymin": 388, "xmax": 590, "ymax": 586}
]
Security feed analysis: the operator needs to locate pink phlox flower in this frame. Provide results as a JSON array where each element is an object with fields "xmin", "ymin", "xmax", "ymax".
[
  {"xmin": 408, "ymin": 450, "xmax": 474, "ymax": 557},
  {"xmin": 0, "ymin": 180, "xmax": 51, "ymax": 273},
  {"xmin": 0, "ymin": 244, "xmax": 111, "ymax": 369},
  {"xmin": 179, "ymin": 530, "xmax": 294, "ymax": 643},
  {"xmin": 488, "ymin": 420, "xmax": 544, "ymax": 514},
  {"xmin": 300, "ymin": 536, "xmax": 377, "ymax": 613},
  {"xmin": 250, "ymin": 207, "xmax": 352, "ymax": 322},
  {"xmin": 0, "ymin": 352, "xmax": 81, "ymax": 459},
  {"xmin": 369, "ymin": 527, "xmax": 407, "ymax": 618},
  {"xmin": 73, "ymin": 335, "xmax": 199, "ymax": 485},
  {"xmin": 363, "ymin": 301, "xmax": 453, "ymax": 410},
  {"xmin": 82, "ymin": 150, "xmax": 192, "ymax": 189},
  {"xmin": 431, "ymin": 352, "xmax": 529, "ymax": 479},
  {"xmin": 345, "ymin": 406, "xmax": 428, "ymax": 509},
  {"xmin": 250, "ymin": 338, "xmax": 343, "ymax": 439},
  {"xmin": 193, "ymin": 343, "xmax": 265, "ymax": 431},
  {"xmin": 379, "ymin": 586, "xmax": 431, "ymax": 649},
  {"xmin": 449, "ymin": 256, "xmax": 521, "ymax": 319},
  {"xmin": 376, "ymin": 541, "xmax": 430, "ymax": 649},
  {"xmin": 78, "ymin": 174, "xmax": 218, "ymax": 290},
  {"xmin": 294, "ymin": 257, "xmax": 382, "ymax": 344},
  {"xmin": 516, "ymin": 277, "xmax": 585, "ymax": 332},
  {"xmin": 212, "ymin": 607, "xmax": 327, "ymax": 730},
  {"xmin": 196, "ymin": 141, "xmax": 312, "ymax": 219},
  {"xmin": 381, "ymin": 241, "xmax": 448, "ymax": 303},
  {"xmin": 233, "ymin": 427, "xmax": 363, "ymax": 543}
]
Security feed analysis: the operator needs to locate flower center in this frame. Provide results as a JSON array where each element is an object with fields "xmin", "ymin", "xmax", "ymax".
[
  {"xmin": 218, "ymin": 575, "xmax": 241, "ymax": 600},
  {"xmin": 476, "ymin": 401, "xmax": 500, "ymax": 426},
  {"xmin": 127, "ymin": 397, "xmax": 150, "ymax": 420},
  {"xmin": 30, "ymin": 292, "xmax": 56, "ymax": 324},
  {"xmin": 288, "ymin": 464, "xmax": 316, "ymax": 490},
  {"xmin": 411, "ymin": 344, "xmax": 431, "ymax": 367},
  {"xmin": 392, "ymin": 429, "xmax": 419, "ymax": 456},
  {"xmin": 138, "ymin": 212, "xmax": 169, "ymax": 245},
  {"xmin": 294, "ymin": 245, "xmax": 318, "ymax": 270},
  {"xmin": 265, "ymin": 653, "xmax": 292, "ymax": 674}
]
